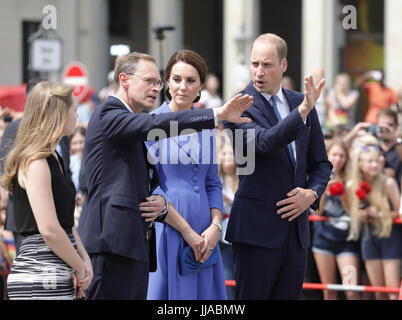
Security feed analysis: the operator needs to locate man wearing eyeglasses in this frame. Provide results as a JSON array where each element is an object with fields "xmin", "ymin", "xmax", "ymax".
[{"xmin": 78, "ymin": 52, "xmax": 253, "ymax": 300}]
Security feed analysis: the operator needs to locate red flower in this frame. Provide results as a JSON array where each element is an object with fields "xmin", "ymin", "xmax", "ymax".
[
  {"xmin": 328, "ymin": 182, "xmax": 345, "ymax": 196},
  {"xmin": 356, "ymin": 189, "xmax": 367, "ymax": 200},
  {"xmin": 359, "ymin": 181, "xmax": 371, "ymax": 194}
]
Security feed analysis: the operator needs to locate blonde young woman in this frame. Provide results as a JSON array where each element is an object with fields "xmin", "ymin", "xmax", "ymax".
[
  {"xmin": 3, "ymin": 82, "xmax": 92, "ymax": 300},
  {"xmin": 346, "ymin": 134, "xmax": 401, "ymax": 300},
  {"xmin": 312, "ymin": 139, "xmax": 360, "ymax": 300}
]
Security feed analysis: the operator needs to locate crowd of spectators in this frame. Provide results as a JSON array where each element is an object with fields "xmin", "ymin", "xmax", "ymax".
[
  {"xmin": 0, "ymin": 68, "xmax": 401, "ymax": 300},
  {"xmin": 300, "ymin": 70, "xmax": 402, "ymax": 300}
]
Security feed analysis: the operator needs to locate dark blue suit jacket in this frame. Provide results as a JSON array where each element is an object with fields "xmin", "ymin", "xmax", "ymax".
[
  {"xmin": 79, "ymin": 96, "xmax": 216, "ymax": 271},
  {"xmin": 224, "ymin": 82, "xmax": 332, "ymax": 249}
]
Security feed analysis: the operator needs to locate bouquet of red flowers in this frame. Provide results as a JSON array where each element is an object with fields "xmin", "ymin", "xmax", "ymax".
[
  {"xmin": 328, "ymin": 181, "xmax": 345, "ymax": 196},
  {"xmin": 356, "ymin": 181, "xmax": 371, "ymax": 209}
]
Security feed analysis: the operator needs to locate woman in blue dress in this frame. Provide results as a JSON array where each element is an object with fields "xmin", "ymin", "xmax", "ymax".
[{"xmin": 146, "ymin": 50, "xmax": 227, "ymax": 300}]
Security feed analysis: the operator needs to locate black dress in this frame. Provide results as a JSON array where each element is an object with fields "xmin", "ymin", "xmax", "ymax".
[{"xmin": 7, "ymin": 152, "xmax": 77, "ymax": 300}]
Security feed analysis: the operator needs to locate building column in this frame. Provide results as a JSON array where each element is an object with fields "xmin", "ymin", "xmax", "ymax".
[
  {"xmin": 301, "ymin": 0, "xmax": 339, "ymax": 88},
  {"xmin": 222, "ymin": 0, "xmax": 259, "ymax": 100},
  {"xmin": 384, "ymin": 0, "xmax": 402, "ymax": 91},
  {"xmin": 77, "ymin": 0, "xmax": 108, "ymax": 90},
  {"xmin": 148, "ymin": 0, "xmax": 183, "ymax": 71}
]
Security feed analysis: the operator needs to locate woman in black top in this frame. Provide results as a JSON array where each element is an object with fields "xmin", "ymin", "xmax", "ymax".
[{"xmin": 2, "ymin": 81, "xmax": 93, "ymax": 299}]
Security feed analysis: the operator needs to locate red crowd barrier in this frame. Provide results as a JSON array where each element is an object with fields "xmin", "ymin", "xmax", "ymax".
[
  {"xmin": 399, "ymin": 281, "xmax": 402, "ymax": 300},
  {"xmin": 302, "ymin": 282, "xmax": 400, "ymax": 294},
  {"xmin": 225, "ymin": 280, "xmax": 402, "ymax": 299},
  {"xmin": 309, "ymin": 215, "xmax": 402, "ymax": 224}
]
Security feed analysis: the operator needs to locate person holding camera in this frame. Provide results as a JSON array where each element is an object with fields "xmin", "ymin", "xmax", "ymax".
[
  {"xmin": 312, "ymin": 139, "xmax": 360, "ymax": 300},
  {"xmin": 375, "ymin": 109, "xmax": 402, "ymax": 189}
]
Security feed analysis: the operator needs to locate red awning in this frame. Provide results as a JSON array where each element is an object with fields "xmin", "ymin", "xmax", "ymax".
[
  {"xmin": 0, "ymin": 85, "xmax": 27, "ymax": 112},
  {"xmin": 0, "ymin": 84, "xmax": 96, "ymax": 113}
]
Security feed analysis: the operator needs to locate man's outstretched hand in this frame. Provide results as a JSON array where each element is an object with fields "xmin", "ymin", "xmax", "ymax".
[
  {"xmin": 298, "ymin": 75, "xmax": 326, "ymax": 120},
  {"xmin": 216, "ymin": 94, "xmax": 253, "ymax": 123}
]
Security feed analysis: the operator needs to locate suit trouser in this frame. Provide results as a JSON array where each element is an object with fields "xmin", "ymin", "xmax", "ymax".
[
  {"xmin": 85, "ymin": 252, "xmax": 149, "ymax": 300},
  {"xmin": 232, "ymin": 221, "xmax": 307, "ymax": 300}
]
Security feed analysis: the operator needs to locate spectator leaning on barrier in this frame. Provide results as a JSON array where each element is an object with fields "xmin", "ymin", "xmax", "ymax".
[
  {"xmin": 346, "ymin": 134, "xmax": 401, "ymax": 300},
  {"xmin": 312, "ymin": 139, "xmax": 360, "ymax": 300}
]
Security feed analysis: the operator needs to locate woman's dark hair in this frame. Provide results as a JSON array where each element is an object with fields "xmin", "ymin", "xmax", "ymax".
[
  {"xmin": 69, "ymin": 126, "xmax": 87, "ymax": 147},
  {"xmin": 164, "ymin": 49, "xmax": 207, "ymax": 102}
]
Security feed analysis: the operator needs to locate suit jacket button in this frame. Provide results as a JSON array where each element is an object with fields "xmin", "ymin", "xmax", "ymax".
[
  {"xmin": 192, "ymin": 176, "xmax": 199, "ymax": 183},
  {"xmin": 193, "ymin": 186, "xmax": 200, "ymax": 193}
]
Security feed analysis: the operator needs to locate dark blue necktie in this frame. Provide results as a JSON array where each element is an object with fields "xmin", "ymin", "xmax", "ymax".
[{"xmin": 271, "ymin": 95, "xmax": 296, "ymax": 167}]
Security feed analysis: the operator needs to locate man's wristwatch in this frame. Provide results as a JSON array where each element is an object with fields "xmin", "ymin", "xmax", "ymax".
[
  {"xmin": 211, "ymin": 221, "xmax": 223, "ymax": 233},
  {"xmin": 311, "ymin": 189, "xmax": 319, "ymax": 211}
]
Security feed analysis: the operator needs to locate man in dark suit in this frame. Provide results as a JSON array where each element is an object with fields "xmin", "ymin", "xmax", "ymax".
[
  {"xmin": 79, "ymin": 52, "xmax": 252, "ymax": 300},
  {"xmin": 223, "ymin": 33, "xmax": 332, "ymax": 300}
]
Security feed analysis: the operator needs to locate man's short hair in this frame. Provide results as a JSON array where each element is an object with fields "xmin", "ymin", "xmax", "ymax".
[
  {"xmin": 113, "ymin": 52, "xmax": 155, "ymax": 91},
  {"xmin": 252, "ymin": 33, "xmax": 288, "ymax": 62},
  {"xmin": 377, "ymin": 108, "xmax": 398, "ymax": 126}
]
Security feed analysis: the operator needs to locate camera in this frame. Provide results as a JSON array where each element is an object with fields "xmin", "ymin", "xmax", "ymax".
[
  {"xmin": 367, "ymin": 124, "xmax": 382, "ymax": 137},
  {"xmin": 3, "ymin": 115, "xmax": 13, "ymax": 123}
]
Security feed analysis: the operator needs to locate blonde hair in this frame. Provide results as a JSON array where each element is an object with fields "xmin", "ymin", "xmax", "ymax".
[
  {"xmin": 2, "ymin": 81, "xmax": 73, "ymax": 192},
  {"xmin": 347, "ymin": 135, "xmax": 393, "ymax": 240}
]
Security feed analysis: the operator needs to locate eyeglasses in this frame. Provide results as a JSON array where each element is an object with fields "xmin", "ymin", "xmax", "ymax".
[{"xmin": 126, "ymin": 73, "xmax": 164, "ymax": 90}]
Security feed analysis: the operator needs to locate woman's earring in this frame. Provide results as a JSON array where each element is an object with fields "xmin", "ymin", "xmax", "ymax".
[{"xmin": 193, "ymin": 91, "xmax": 201, "ymax": 103}]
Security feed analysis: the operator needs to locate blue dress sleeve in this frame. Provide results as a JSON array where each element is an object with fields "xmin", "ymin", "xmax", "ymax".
[{"xmin": 205, "ymin": 132, "xmax": 223, "ymax": 212}]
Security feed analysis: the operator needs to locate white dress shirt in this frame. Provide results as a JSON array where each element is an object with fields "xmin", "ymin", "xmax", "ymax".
[{"xmin": 261, "ymin": 86, "xmax": 297, "ymax": 162}]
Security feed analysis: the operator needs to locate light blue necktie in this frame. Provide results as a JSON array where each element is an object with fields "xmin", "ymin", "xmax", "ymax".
[{"xmin": 271, "ymin": 95, "xmax": 296, "ymax": 167}]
